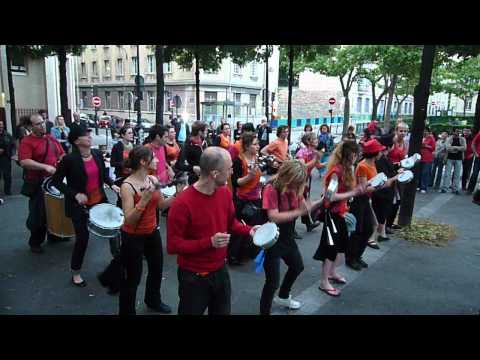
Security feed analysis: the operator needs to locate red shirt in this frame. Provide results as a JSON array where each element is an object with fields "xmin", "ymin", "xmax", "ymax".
[
  {"xmin": 420, "ymin": 135, "xmax": 436, "ymax": 163},
  {"xmin": 262, "ymin": 184, "xmax": 301, "ymax": 212},
  {"xmin": 473, "ymin": 132, "xmax": 480, "ymax": 157},
  {"xmin": 18, "ymin": 134, "xmax": 65, "ymax": 180},
  {"xmin": 388, "ymin": 141, "xmax": 408, "ymax": 165},
  {"xmin": 464, "ymin": 136, "xmax": 474, "ymax": 160},
  {"xmin": 167, "ymin": 185, "xmax": 251, "ymax": 273},
  {"xmin": 324, "ymin": 165, "xmax": 350, "ymax": 216}
]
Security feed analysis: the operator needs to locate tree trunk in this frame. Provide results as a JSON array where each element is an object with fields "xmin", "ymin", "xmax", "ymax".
[
  {"xmin": 5, "ymin": 46, "xmax": 17, "ymax": 136},
  {"xmin": 370, "ymin": 83, "xmax": 377, "ymax": 120},
  {"xmin": 463, "ymin": 97, "xmax": 467, "ymax": 117},
  {"xmin": 57, "ymin": 46, "xmax": 70, "ymax": 125},
  {"xmin": 473, "ymin": 88, "xmax": 480, "ymax": 134},
  {"xmin": 155, "ymin": 46, "xmax": 165, "ymax": 125},
  {"xmin": 447, "ymin": 92, "xmax": 452, "ymax": 114},
  {"xmin": 343, "ymin": 95, "xmax": 350, "ymax": 135},
  {"xmin": 265, "ymin": 51, "xmax": 269, "ymax": 120},
  {"xmin": 398, "ymin": 45, "xmax": 436, "ymax": 227},
  {"xmin": 287, "ymin": 45, "xmax": 294, "ymax": 144},
  {"xmin": 195, "ymin": 54, "xmax": 200, "ymax": 121},
  {"xmin": 384, "ymin": 74, "xmax": 398, "ymax": 133}
]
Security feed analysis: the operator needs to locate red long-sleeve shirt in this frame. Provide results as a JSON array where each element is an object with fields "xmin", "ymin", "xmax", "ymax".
[
  {"xmin": 421, "ymin": 135, "xmax": 436, "ymax": 163},
  {"xmin": 167, "ymin": 185, "xmax": 251, "ymax": 273}
]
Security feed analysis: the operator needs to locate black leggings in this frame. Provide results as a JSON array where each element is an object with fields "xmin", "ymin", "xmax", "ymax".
[
  {"xmin": 119, "ymin": 229, "xmax": 164, "ymax": 315},
  {"xmin": 71, "ymin": 211, "xmax": 90, "ymax": 271},
  {"xmin": 260, "ymin": 242, "xmax": 304, "ymax": 315}
]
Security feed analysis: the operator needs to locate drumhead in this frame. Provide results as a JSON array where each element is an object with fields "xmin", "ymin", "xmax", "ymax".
[
  {"xmin": 370, "ymin": 172, "xmax": 387, "ymax": 188},
  {"xmin": 89, "ymin": 203, "xmax": 124, "ymax": 229},
  {"xmin": 42, "ymin": 177, "xmax": 62, "ymax": 197},
  {"xmin": 398, "ymin": 170, "xmax": 414, "ymax": 183},
  {"xmin": 253, "ymin": 222, "xmax": 278, "ymax": 248},
  {"xmin": 160, "ymin": 186, "xmax": 176, "ymax": 197}
]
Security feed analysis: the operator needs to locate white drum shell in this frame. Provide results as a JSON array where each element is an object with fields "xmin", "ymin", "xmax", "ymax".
[
  {"xmin": 88, "ymin": 204, "xmax": 124, "ymax": 238},
  {"xmin": 253, "ymin": 222, "xmax": 279, "ymax": 249},
  {"xmin": 398, "ymin": 170, "xmax": 414, "ymax": 184}
]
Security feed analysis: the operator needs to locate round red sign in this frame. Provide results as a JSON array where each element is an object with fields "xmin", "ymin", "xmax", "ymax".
[
  {"xmin": 328, "ymin": 97, "xmax": 336, "ymax": 105},
  {"xmin": 92, "ymin": 96, "xmax": 101, "ymax": 107}
]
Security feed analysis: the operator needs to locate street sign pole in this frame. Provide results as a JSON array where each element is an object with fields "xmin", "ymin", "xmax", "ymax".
[
  {"xmin": 136, "ymin": 45, "xmax": 142, "ymax": 129},
  {"xmin": 94, "ymin": 106, "xmax": 99, "ymax": 135}
]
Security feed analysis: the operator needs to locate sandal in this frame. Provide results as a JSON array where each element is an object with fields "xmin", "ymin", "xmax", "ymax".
[
  {"xmin": 319, "ymin": 287, "xmax": 340, "ymax": 297},
  {"xmin": 328, "ymin": 276, "xmax": 347, "ymax": 285},
  {"xmin": 367, "ymin": 241, "xmax": 380, "ymax": 250}
]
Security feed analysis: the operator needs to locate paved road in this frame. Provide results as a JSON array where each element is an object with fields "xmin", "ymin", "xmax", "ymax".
[{"xmin": 0, "ymin": 170, "xmax": 479, "ymax": 315}]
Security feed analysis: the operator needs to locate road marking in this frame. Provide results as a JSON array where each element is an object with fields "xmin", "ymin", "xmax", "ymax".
[{"xmin": 271, "ymin": 192, "xmax": 455, "ymax": 315}]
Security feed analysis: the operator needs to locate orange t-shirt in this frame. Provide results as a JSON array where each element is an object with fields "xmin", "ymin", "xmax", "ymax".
[
  {"xmin": 219, "ymin": 134, "xmax": 231, "ymax": 149},
  {"xmin": 264, "ymin": 138, "xmax": 289, "ymax": 161},
  {"xmin": 355, "ymin": 160, "xmax": 377, "ymax": 181}
]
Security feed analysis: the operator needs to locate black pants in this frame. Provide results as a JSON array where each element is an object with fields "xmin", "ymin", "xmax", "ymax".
[
  {"xmin": 467, "ymin": 157, "xmax": 480, "ymax": 193},
  {"xmin": 177, "ymin": 265, "xmax": 231, "ymax": 315},
  {"xmin": 0, "ymin": 157, "xmax": 12, "ymax": 194},
  {"xmin": 260, "ymin": 241, "xmax": 304, "ymax": 315},
  {"xmin": 70, "ymin": 211, "xmax": 91, "ymax": 271},
  {"xmin": 119, "ymin": 230, "xmax": 164, "ymax": 315},
  {"xmin": 347, "ymin": 195, "xmax": 374, "ymax": 262},
  {"xmin": 97, "ymin": 235, "xmax": 121, "ymax": 292},
  {"xmin": 27, "ymin": 186, "xmax": 47, "ymax": 247},
  {"xmin": 462, "ymin": 158, "xmax": 473, "ymax": 190}
]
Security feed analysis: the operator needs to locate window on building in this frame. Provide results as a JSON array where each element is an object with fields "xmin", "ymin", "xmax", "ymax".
[
  {"xmin": 118, "ymin": 91, "xmax": 124, "ymax": 110},
  {"xmin": 81, "ymin": 62, "xmax": 86, "ymax": 78},
  {"xmin": 233, "ymin": 64, "xmax": 241, "ymax": 75},
  {"xmin": 148, "ymin": 91, "xmax": 155, "ymax": 112},
  {"xmin": 404, "ymin": 102, "xmax": 408, "ymax": 114},
  {"xmin": 409, "ymin": 102, "xmax": 413, "ymax": 114},
  {"xmin": 250, "ymin": 94, "xmax": 256, "ymax": 108},
  {"xmin": 147, "ymin": 55, "xmax": 155, "ymax": 73},
  {"xmin": 250, "ymin": 63, "xmax": 257, "ymax": 78},
  {"xmin": 393, "ymin": 101, "xmax": 398, "ymax": 112},
  {"xmin": 131, "ymin": 57, "xmax": 138, "ymax": 75},
  {"xmin": 10, "ymin": 50, "xmax": 27, "ymax": 73},
  {"xmin": 105, "ymin": 91, "xmax": 111, "ymax": 109},
  {"xmin": 378, "ymin": 99, "xmax": 385, "ymax": 114},
  {"xmin": 163, "ymin": 62, "xmax": 172, "ymax": 74},
  {"xmin": 116, "ymin": 59, "xmax": 124, "ymax": 75},
  {"xmin": 356, "ymin": 97, "xmax": 362, "ymax": 113},
  {"xmin": 235, "ymin": 93, "xmax": 242, "ymax": 104},
  {"xmin": 205, "ymin": 91, "xmax": 217, "ymax": 102},
  {"xmin": 92, "ymin": 61, "xmax": 98, "ymax": 76},
  {"xmin": 465, "ymin": 97, "xmax": 473, "ymax": 111},
  {"xmin": 104, "ymin": 60, "xmax": 111, "ymax": 76},
  {"xmin": 81, "ymin": 91, "xmax": 87, "ymax": 108},
  {"xmin": 364, "ymin": 98, "xmax": 370, "ymax": 113}
]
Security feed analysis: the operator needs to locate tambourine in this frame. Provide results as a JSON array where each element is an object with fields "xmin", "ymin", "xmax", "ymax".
[
  {"xmin": 253, "ymin": 222, "xmax": 279, "ymax": 249},
  {"xmin": 397, "ymin": 170, "xmax": 414, "ymax": 184}
]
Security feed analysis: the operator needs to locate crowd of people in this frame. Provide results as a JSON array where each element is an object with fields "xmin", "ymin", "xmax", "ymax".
[{"xmin": 1, "ymin": 110, "xmax": 480, "ymax": 315}]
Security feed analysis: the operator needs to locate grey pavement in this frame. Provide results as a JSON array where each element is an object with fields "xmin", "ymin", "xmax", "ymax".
[{"xmin": 0, "ymin": 168, "xmax": 479, "ymax": 315}]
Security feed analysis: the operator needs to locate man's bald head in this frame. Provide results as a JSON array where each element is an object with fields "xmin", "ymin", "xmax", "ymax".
[{"xmin": 199, "ymin": 147, "xmax": 230, "ymax": 177}]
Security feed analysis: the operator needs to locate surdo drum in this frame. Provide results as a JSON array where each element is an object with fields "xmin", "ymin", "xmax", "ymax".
[
  {"xmin": 88, "ymin": 203, "xmax": 124, "ymax": 239},
  {"xmin": 42, "ymin": 177, "xmax": 75, "ymax": 238}
]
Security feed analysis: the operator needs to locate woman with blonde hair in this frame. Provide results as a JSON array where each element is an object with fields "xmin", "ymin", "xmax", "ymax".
[
  {"xmin": 260, "ymin": 160, "xmax": 322, "ymax": 314},
  {"xmin": 313, "ymin": 141, "xmax": 366, "ymax": 296}
]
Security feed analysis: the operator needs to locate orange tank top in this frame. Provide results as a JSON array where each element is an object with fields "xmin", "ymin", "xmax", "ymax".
[{"xmin": 121, "ymin": 182, "xmax": 160, "ymax": 235}]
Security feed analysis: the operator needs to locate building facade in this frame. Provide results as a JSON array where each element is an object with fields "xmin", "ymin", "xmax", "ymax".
[{"xmin": 76, "ymin": 45, "xmax": 280, "ymax": 126}]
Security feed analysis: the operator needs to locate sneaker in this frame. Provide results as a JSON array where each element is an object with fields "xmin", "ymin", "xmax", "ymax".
[
  {"xmin": 30, "ymin": 245, "xmax": 44, "ymax": 254},
  {"xmin": 274, "ymin": 295, "xmax": 302, "ymax": 310},
  {"xmin": 358, "ymin": 258, "xmax": 368, "ymax": 268},
  {"xmin": 420, "ymin": 190, "xmax": 426, "ymax": 194},
  {"xmin": 346, "ymin": 260, "xmax": 362, "ymax": 271}
]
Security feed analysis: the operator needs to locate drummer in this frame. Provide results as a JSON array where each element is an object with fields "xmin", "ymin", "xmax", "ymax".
[
  {"xmin": 167, "ymin": 147, "xmax": 259, "ymax": 315},
  {"xmin": 18, "ymin": 113, "xmax": 65, "ymax": 253},
  {"xmin": 119, "ymin": 145, "xmax": 176, "ymax": 315},
  {"xmin": 51, "ymin": 126, "xmax": 120, "ymax": 287},
  {"xmin": 313, "ymin": 141, "xmax": 366, "ymax": 296},
  {"xmin": 260, "ymin": 160, "xmax": 321, "ymax": 315},
  {"xmin": 110, "ymin": 126, "xmax": 134, "ymax": 180},
  {"xmin": 144, "ymin": 125, "xmax": 175, "ymax": 186}
]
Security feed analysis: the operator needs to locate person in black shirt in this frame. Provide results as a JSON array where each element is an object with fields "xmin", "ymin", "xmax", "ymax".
[
  {"xmin": 175, "ymin": 121, "xmax": 207, "ymax": 185},
  {"xmin": 233, "ymin": 121, "xmax": 243, "ymax": 142},
  {"xmin": 0, "ymin": 120, "xmax": 15, "ymax": 195},
  {"xmin": 257, "ymin": 117, "xmax": 272, "ymax": 150}
]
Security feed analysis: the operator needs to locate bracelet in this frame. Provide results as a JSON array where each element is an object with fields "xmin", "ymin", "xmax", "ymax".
[{"xmin": 135, "ymin": 205, "xmax": 146, "ymax": 212}]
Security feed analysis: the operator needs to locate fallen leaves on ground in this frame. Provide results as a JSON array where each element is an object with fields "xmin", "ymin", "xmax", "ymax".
[{"xmin": 397, "ymin": 218, "xmax": 457, "ymax": 247}]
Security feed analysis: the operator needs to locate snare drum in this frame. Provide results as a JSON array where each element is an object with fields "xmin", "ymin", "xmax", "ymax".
[
  {"xmin": 398, "ymin": 170, "xmax": 414, "ymax": 184},
  {"xmin": 42, "ymin": 177, "xmax": 76, "ymax": 238},
  {"xmin": 369, "ymin": 172, "xmax": 388, "ymax": 189},
  {"xmin": 253, "ymin": 222, "xmax": 279, "ymax": 249},
  {"xmin": 88, "ymin": 203, "xmax": 124, "ymax": 239}
]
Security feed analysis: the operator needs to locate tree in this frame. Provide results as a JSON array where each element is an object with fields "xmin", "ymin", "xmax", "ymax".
[
  {"xmin": 398, "ymin": 45, "xmax": 437, "ymax": 227},
  {"xmin": 152, "ymin": 45, "xmax": 177, "ymax": 125},
  {"xmin": 300, "ymin": 45, "xmax": 365, "ymax": 135},
  {"xmin": 394, "ymin": 75, "xmax": 417, "ymax": 117}
]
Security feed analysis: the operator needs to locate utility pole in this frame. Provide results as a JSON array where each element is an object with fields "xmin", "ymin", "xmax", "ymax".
[{"xmin": 136, "ymin": 45, "xmax": 141, "ymax": 128}]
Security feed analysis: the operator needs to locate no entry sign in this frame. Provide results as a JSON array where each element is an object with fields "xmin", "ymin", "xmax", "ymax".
[
  {"xmin": 92, "ymin": 96, "xmax": 101, "ymax": 108},
  {"xmin": 328, "ymin": 97, "xmax": 336, "ymax": 105}
]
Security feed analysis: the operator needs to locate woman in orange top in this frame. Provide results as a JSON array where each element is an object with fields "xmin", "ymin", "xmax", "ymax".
[
  {"xmin": 213, "ymin": 123, "xmax": 232, "ymax": 150},
  {"xmin": 119, "ymin": 145, "xmax": 177, "ymax": 315},
  {"xmin": 165, "ymin": 126, "xmax": 180, "ymax": 166}
]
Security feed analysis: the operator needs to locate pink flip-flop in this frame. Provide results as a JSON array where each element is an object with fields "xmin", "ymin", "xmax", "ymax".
[
  {"xmin": 328, "ymin": 276, "xmax": 347, "ymax": 285},
  {"xmin": 319, "ymin": 287, "xmax": 340, "ymax": 297}
]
